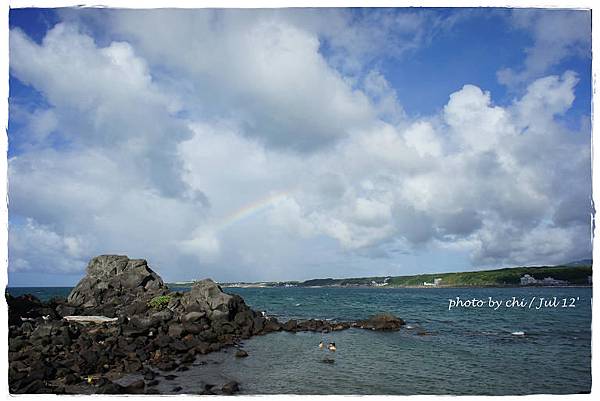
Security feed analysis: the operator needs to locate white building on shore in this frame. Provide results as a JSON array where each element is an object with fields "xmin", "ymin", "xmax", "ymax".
[
  {"xmin": 520, "ymin": 274, "xmax": 569, "ymax": 286},
  {"xmin": 423, "ymin": 278, "xmax": 442, "ymax": 286}
]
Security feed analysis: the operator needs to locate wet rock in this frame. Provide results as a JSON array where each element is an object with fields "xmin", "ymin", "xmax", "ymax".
[
  {"xmin": 124, "ymin": 379, "xmax": 146, "ymax": 394},
  {"xmin": 235, "ymin": 349, "xmax": 249, "ymax": 358},
  {"xmin": 283, "ymin": 319, "xmax": 298, "ymax": 331},
  {"xmin": 263, "ymin": 318, "xmax": 282, "ymax": 332},
  {"xmin": 143, "ymin": 369, "xmax": 157, "ymax": 380},
  {"xmin": 180, "ymin": 351, "xmax": 196, "ymax": 364},
  {"xmin": 209, "ymin": 342, "xmax": 223, "ymax": 352},
  {"xmin": 123, "ymin": 358, "xmax": 143, "ymax": 373},
  {"xmin": 252, "ymin": 317, "xmax": 265, "ymax": 334},
  {"xmin": 156, "ymin": 359, "xmax": 177, "ymax": 371},
  {"xmin": 96, "ymin": 380, "xmax": 126, "ymax": 394},
  {"xmin": 331, "ymin": 322, "xmax": 350, "ymax": 331},
  {"xmin": 194, "ymin": 342, "xmax": 211, "ymax": 355},
  {"xmin": 221, "ymin": 380, "xmax": 240, "ymax": 395},
  {"xmin": 172, "ymin": 386, "xmax": 183, "ymax": 392},
  {"xmin": 164, "ymin": 374, "xmax": 177, "ymax": 381},
  {"xmin": 353, "ymin": 313, "xmax": 405, "ymax": 331}
]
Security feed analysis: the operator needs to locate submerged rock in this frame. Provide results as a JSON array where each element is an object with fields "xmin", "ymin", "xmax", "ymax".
[
  {"xmin": 353, "ymin": 313, "xmax": 405, "ymax": 331},
  {"xmin": 235, "ymin": 349, "xmax": 249, "ymax": 358},
  {"xmin": 221, "ymin": 380, "xmax": 240, "ymax": 395}
]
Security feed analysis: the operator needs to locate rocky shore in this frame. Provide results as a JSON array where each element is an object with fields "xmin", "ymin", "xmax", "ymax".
[{"xmin": 7, "ymin": 255, "xmax": 407, "ymax": 394}]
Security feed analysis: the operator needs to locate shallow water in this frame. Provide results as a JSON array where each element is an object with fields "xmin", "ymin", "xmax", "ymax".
[{"xmin": 7, "ymin": 286, "xmax": 592, "ymax": 394}]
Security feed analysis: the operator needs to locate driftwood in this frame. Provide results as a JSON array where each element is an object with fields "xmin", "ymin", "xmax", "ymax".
[{"xmin": 63, "ymin": 315, "xmax": 118, "ymax": 324}]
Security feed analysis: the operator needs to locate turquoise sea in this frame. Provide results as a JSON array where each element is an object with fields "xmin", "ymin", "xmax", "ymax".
[{"xmin": 7, "ymin": 286, "xmax": 592, "ymax": 395}]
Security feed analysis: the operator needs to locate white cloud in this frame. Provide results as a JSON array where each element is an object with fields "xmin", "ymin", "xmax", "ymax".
[
  {"xmin": 497, "ymin": 10, "xmax": 591, "ymax": 87},
  {"xmin": 7, "ymin": 10, "xmax": 591, "ymax": 283},
  {"xmin": 9, "ymin": 218, "xmax": 90, "ymax": 273},
  {"xmin": 92, "ymin": 9, "xmax": 381, "ymax": 152}
]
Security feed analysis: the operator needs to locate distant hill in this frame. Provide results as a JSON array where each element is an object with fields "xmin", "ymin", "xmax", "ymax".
[
  {"xmin": 168, "ymin": 261, "xmax": 592, "ymax": 289},
  {"xmin": 564, "ymin": 259, "xmax": 593, "ymax": 267}
]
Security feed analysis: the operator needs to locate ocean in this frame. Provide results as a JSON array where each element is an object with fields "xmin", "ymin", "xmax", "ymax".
[{"xmin": 6, "ymin": 286, "xmax": 592, "ymax": 395}]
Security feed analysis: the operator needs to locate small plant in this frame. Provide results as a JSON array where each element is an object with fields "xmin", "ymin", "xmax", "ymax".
[{"xmin": 147, "ymin": 295, "xmax": 171, "ymax": 310}]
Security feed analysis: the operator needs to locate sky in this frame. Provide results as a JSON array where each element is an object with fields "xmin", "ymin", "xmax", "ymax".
[{"xmin": 6, "ymin": 7, "xmax": 592, "ymax": 286}]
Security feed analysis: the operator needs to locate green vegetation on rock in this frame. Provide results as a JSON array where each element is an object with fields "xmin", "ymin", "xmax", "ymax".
[{"xmin": 147, "ymin": 295, "xmax": 171, "ymax": 310}]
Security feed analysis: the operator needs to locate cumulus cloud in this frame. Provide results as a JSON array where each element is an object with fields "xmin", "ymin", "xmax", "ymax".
[
  {"xmin": 9, "ymin": 218, "xmax": 90, "ymax": 273},
  {"xmin": 7, "ymin": 9, "xmax": 591, "ymax": 283},
  {"xmin": 497, "ymin": 9, "xmax": 591, "ymax": 87}
]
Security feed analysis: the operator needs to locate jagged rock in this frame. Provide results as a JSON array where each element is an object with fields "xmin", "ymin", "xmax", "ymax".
[
  {"xmin": 353, "ymin": 313, "xmax": 405, "ymax": 331},
  {"xmin": 179, "ymin": 279, "xmax": 257, "ymax": 338},
  {"xmin": 263, "ymin": 318, "xmax": 282, "ymax": 333},
  {"xmin": 180, "ymin": 279, "xmax": 235, "ymax": 319},
  {"xmin": 282, "ymin": 319, "xmax": 298, "ymax": 331},
  {"xmin": 66, "ymin": 255, "xmax": 167, "ymax": 316}
]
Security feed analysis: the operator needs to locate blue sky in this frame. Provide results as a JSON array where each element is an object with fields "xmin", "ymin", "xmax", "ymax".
[{"xmin": 7, "ymin": 8, "xmax": 592, "ymax": 286}]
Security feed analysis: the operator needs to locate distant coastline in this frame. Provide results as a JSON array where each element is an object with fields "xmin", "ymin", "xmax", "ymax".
[{"xmin": 169, "ymin": 261, "xmax": 592, "ymax": 290}]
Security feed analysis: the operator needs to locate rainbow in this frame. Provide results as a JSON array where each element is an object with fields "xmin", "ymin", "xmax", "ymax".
[{"xmin": 215, "ymin": 189, "xmax": 294, "ymax": 232}]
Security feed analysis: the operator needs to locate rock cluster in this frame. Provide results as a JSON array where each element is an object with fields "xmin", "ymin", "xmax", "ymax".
[
  {"xmin": 8, "ymin": 254, "xmax": 407, "ymax": 394},
  {"xmin": 353, "ymin": 313, "xmax": 406, "ymax": 331}
]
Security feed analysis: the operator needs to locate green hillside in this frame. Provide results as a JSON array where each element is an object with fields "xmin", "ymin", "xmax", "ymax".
[
  {"xmin": 385, "ymin": 265, "xmax": 592, "ymax": 287},
  {"xmin": 169, "ymin": 263, "xmax": 592, "ymax": 288},
  {"xmin": 287, "ymin": 264, "xmax": 591, "ymax": 288}
]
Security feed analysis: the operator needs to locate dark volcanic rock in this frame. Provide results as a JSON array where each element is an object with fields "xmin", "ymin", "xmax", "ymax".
[
  {"xmin": 221, "ymin": 380, "xmax": 240, "ymax": 395},
  {"xmin": 353, "ymin": 313, "xmax": 405, "ymax": 331},
  {"xmin": 180, "ymin": 279, "xmax": 250, "ymax": 321},
  {"xmin": 6, "ymin": 293, "xmax": 59, "ymax": 325},
  {"xmin": 66, "ymin": 255, "xmax": 167, "ymax": 316},
  {"xmin": 7, "ymin": 252, "xmax": 416, "ymax": 395},
  {"xmin": 235, "ymin": 349, "xmax": 249, "ymax": 358}
]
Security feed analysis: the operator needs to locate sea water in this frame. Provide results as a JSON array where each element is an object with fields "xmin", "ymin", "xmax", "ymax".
[{"xmin": 7, "ymin": 286, "xmax": 592, "ymax": 395}]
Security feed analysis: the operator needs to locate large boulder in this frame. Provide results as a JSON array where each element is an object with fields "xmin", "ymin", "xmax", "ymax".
[
  {"xmin": 66, "ymin": 255, "xmax": 167, "ymax": 316},
  {"xmin": 179, "ymin": 279, "xmax": 256, "ymax": 334},
  {"xmin": 181, "ymin": 279, "xmax": 240, "ymax": 319}
]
